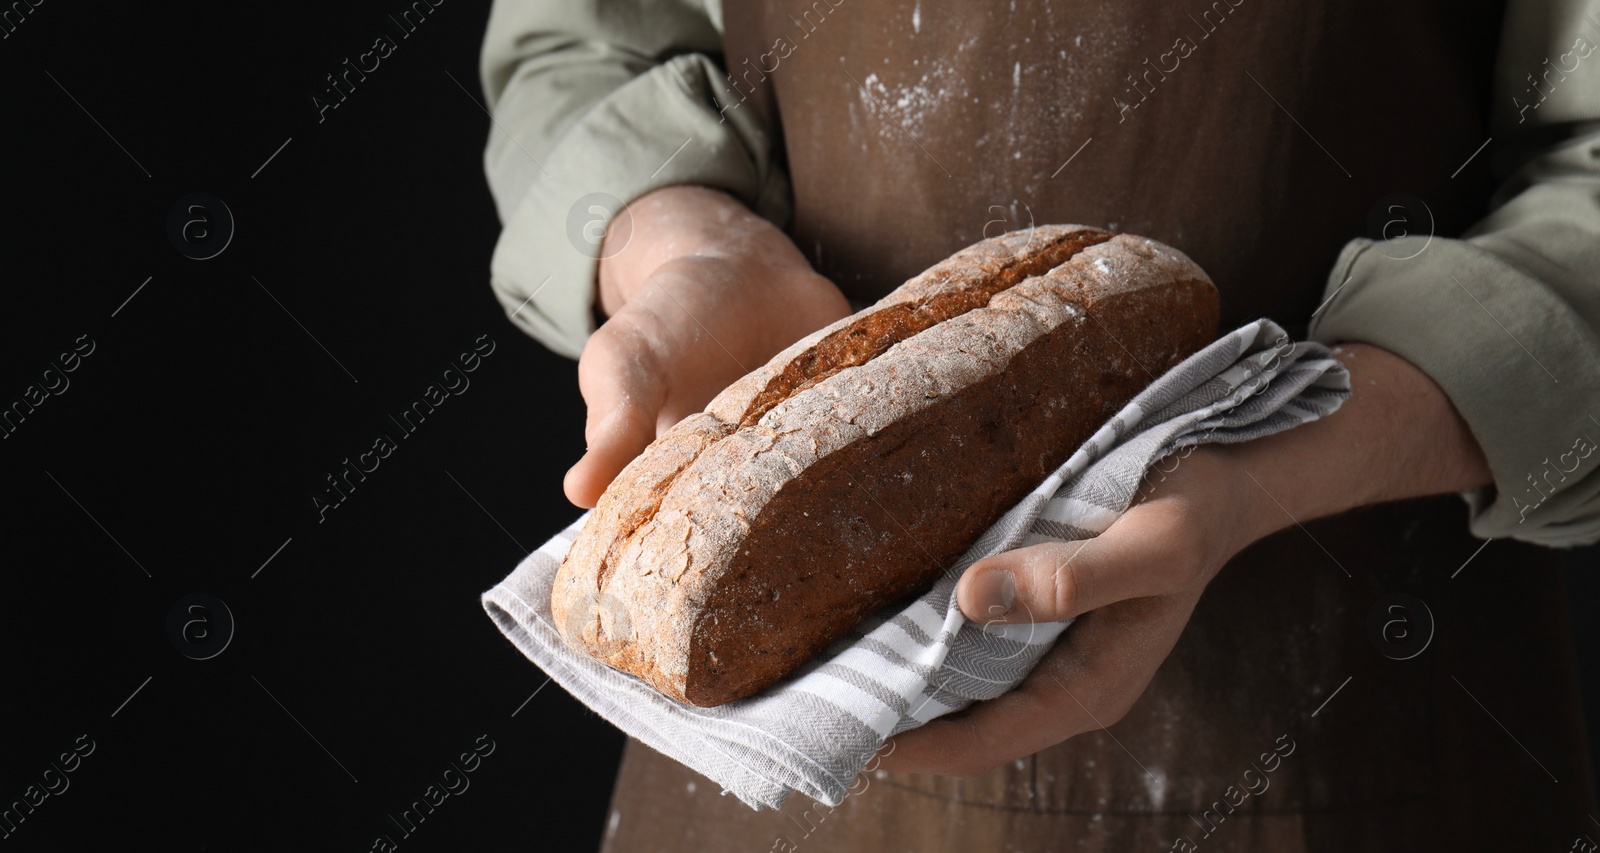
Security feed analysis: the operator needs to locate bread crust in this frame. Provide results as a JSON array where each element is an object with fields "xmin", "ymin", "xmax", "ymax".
[{"xmin": 553, "ymin": 227, "xmax": 1218, "ymax": 706}]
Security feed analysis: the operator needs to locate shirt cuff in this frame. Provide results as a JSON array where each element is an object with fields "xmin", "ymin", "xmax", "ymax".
[{"xmin": 488, "ymin": 52, "xmax": 791, "ymax": 360}]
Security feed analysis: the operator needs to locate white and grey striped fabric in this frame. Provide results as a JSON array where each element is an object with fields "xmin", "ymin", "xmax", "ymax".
[{"xmin": 481, "ymin": 319, "xmax": 1349, "ymax": 810}]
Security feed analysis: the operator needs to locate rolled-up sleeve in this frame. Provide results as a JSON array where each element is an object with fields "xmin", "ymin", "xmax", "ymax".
[
  {"xmin": 1308, "ymin": 0, "xmax": 1600, "ymax": 546},
  {"xmin": 480, "ymin": 0, "xmax": 792, "ymax": 359}
]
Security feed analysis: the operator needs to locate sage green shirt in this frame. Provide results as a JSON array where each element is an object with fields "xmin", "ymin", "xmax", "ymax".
[{"xmin": 479, "ymin": 0, "xmax": 1600, "ymax": 547}]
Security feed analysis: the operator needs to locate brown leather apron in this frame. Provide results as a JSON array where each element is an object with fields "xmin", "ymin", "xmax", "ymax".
[{"xmin": 602, "ymin": 1, "xmax": 1598, "ymax": 849}]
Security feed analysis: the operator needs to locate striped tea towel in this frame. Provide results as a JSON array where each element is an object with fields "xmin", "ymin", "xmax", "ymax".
[{"xmin": 481, "ymin": 319, "xmax": 1349, "ymax": 810}]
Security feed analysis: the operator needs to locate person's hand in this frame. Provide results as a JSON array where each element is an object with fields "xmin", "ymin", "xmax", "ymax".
[
  {"xmin": 877, "ymin": 343, "xmax": 1493, "ymax": 776},
  {"xmin": 877, "ymin": 445, "xmax": 1249, "ymax": 776},
  {"xmin": 564, "ymin": 186, "xmax": 851, "ymax": 508}
]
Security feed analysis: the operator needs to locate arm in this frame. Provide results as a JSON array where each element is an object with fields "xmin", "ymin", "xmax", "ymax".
[
  {"xmin": 883, "ymin": 0, "xmax": 1600, "ymax": 775},
  {"xmin": 1309, "ymin": 0, "xmax": 1600, "ymax": 546},
  {"xmin": 482, "ymin": 1, "xmax": 845, "ymax": 506},
  {"xmin": 481, "ymin": 0, "xmax": 795, "ymax": 358}
]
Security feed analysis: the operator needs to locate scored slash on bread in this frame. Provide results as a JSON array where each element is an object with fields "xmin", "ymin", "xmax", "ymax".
[{"xmin": 553, "ymin": 225, "xmax": 1220, "ymax": 707}]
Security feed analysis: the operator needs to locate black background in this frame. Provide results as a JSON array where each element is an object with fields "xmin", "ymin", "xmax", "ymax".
[
  {"xmin": 1, "ymin": 1, "xmax": 619, "ymax": 850},
  {"xmin": 0, "ymin": 1, "xmax": 1596, "ymax": 851}
]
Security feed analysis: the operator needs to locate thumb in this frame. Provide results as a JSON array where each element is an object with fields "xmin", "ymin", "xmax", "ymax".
[
  {"xmin": 955, "ymin": 510, "xmax": 1180, "ymax": 623},
  {"xmin": 563, "ymin": 323, "xmax": 667, "ymax": 508}
]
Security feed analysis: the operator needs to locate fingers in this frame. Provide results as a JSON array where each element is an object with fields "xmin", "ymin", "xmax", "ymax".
[
  {"xmin": 878, "ymin": 592, "xmax": 1197, "ymax": 777},
  {"xmin": 566, "ymin": 255, "xmax": 848, "ymax": 509},
  {"xmin": 956, "ymin": 503, "xmax": 1201, "ymax": 623},
  {"xmin": 563, "ymin": 320, "xmax": 667, "ymax": 508},
  {"xmin": 564, "ymin": 265, "xmax": 758, "ymax": 508},
  {"xmin": 875, "ymin": 680, "xmax": 1056, "ymax": 777}
]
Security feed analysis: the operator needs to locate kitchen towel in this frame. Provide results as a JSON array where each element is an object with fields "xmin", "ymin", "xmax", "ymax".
[{"xmin": 482, "ymin": 318, "xmax": 1350, "ymax": 810}]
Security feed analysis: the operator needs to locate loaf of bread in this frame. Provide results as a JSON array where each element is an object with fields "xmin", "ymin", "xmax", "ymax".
[{"xmin": 553, "ymin": 226, "xmax": 1219, "ymax": 706}]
